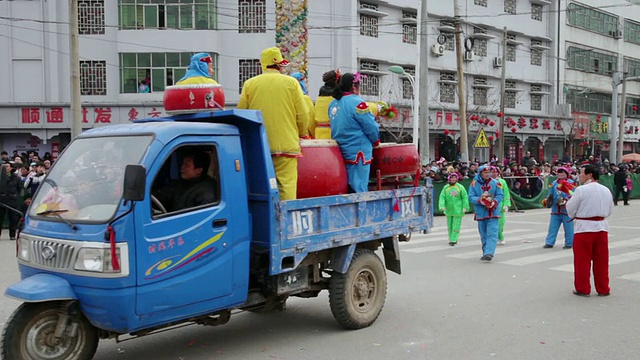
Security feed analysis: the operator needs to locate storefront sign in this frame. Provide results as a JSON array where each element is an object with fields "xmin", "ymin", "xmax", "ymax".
[
  {"xmin": 589, "ymin": 114, "xmax": 609, "ymax": 141},
  {"xmin": 572, "ymin": 112, "xmax": 590, "ymax": 139},
  {"xmin": 1, "ymin": 105, "xmax": 168, "ymax": 129}
]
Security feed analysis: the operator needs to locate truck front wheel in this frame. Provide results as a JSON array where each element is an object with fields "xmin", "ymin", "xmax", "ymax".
[
  {"xmin": 329, "ymin": 248, "xmax": 387, "ymax": 329},
  {"xmin": 1, "ymin": 302, "xmax": 99, "ymax": 360}
]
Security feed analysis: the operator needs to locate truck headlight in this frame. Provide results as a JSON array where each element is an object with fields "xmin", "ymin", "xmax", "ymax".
[
  {"xmin": 18, "ymin": 238, "xmax": 30, "ymax": 262},
  {"xmin": 74, "ymin": 248, "xmax": 121, "ymax": 273}
]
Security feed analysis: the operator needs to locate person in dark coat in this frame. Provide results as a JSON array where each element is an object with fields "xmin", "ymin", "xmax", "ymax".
[
  {"xmin": 613, "ymin": 164, "xmax": 630, "ymax": 206},
  {"xmin": 153, "ymin": 150, "xmax": 217, "ymax": 213},
  {"xmin": 0, "ymin": 163, "xmax": 22, "ymax": 240}
]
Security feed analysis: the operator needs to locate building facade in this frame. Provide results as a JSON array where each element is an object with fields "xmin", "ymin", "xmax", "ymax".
[{"xmin": 1, "ymin": 0, "xmax": 638, "ymax": 162}]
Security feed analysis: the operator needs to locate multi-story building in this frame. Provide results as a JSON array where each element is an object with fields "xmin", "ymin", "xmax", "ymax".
[
  {"xmin": 1, "ymin": 0, "xmax": 637, "ymax": 162},
  {"xmin": 559, "ymin": 0, "xmax": 640, "ymax": 160}
]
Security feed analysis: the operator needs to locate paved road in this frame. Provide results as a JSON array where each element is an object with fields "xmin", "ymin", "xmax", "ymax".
[{"xmin": 0, "ymin": 206, "xmax": 639, "ymax": 359}]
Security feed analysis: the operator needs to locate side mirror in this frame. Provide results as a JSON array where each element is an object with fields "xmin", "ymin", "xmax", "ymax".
[{"xmin": 123, "ymin": 164, "xmax": 146, "ymax": 202}]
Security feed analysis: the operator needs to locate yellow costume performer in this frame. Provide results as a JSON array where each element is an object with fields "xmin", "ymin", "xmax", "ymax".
[
  {"xmin": 237, "ymin": 47, "xmax": 309, "ymax": 200},
  {"xmin": 313, "ymin": 70, "xmax": 339, "ymax": 139}
]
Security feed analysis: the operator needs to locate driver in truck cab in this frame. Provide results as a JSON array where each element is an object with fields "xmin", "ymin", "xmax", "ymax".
[{"xmin": 153, "ymin": 149, "xmax": 217, "ymax": 213}]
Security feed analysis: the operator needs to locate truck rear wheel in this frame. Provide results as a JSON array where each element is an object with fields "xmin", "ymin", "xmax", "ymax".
[
  {"xmin": 1, "ymin": 302, "xmax": 99, "ymax": 360},
  {"xmin": 329, "ymin": 248, "xmax": 387, "ymax": 329}
]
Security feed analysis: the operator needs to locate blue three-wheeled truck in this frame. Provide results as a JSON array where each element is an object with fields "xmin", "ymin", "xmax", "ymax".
[{"xmin": 1, "ymin": 110, "xmax": 432, "ymax": 360}]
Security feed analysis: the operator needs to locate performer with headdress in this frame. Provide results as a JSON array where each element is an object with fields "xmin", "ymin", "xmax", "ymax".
[
  {"xmin": 543, "ymin": 166, "xmax": 575, "ymax": 249},
  {"xmin": 328, "ymin": 72, "xmax": 380, "ymax": 193},
  {"xmin": 491, "ymin": 166, "xmax": 512, "ymax": 245},
  {"xmin": 439, "ymin": 173, "xmax": 469, "ymax": 246},
  {"xmin": 175, "ymin": 53, "xmax": 218, "ymax": 85},
  {"xmin": 468, "ymin": 165, "xmax": 504, "ymax": 261}
]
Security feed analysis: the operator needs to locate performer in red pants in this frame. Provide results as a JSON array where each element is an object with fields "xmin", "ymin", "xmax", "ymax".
[{"xmin": 566, "ymin": 164, "xmax": 614, "ymax": 297}]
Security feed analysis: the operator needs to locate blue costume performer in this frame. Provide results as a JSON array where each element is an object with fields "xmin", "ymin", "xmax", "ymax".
[
  {"xmin": 543, "ymin": 167, "xmax": 575, "ymax": 249},
  {"xmin": 468, "ymin": 165, "xmax": 504, "ymax": 261},
  {"xmin": 329, "ymin": 73, "xmax": 380, "ymax": 193}
]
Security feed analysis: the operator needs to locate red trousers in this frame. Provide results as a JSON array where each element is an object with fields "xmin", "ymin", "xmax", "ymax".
[{"xmin": 573, "ymin": 231, "xmax": 610, "ymax": 295}]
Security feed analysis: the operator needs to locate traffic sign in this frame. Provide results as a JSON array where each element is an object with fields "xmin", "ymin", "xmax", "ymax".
[{"xmin": 474, "ymin": 129, "xmax": 490, "ymax": 148}]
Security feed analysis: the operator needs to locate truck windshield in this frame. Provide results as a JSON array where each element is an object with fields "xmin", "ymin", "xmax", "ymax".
[{"xmin": 29, "ymin": 135, "xmax": 153, "ymax": 223}]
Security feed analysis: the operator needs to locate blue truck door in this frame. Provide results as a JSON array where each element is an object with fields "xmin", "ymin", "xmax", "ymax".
[{"xmin": 135, "ymin": 136, "xmax": 249, "ymax": 316}]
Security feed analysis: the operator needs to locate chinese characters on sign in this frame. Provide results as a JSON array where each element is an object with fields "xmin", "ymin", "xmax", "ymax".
[
  {"xmin": 572, "ymin": 112, "xmax": 590, "ymax": 139},
  {"xmin": 589, "ymin": 114, "xmax": 610, "ymax": 141},
  {"xmin": 148, "ymin": 237, "xmax": 185, "ymax": 254},
  {"xmin": 18, "ymin": 106, "xmax": 168, "ymax": 126}
]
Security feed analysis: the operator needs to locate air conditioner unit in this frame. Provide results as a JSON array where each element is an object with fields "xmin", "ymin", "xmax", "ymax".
[
  {"xmin": 612, "ymin": 30, "xmax": 622, "ymax": 39},
  {"xmin": 464, "ymin": 51, "xmax": 474, "ymax": 61},
  {"xmin": 431, "ymin": 44, "xmax": 445, "ymax": 57},
  {"xmin": 493, "ymin": 57, "xmax": 503, "ymax": 68}
]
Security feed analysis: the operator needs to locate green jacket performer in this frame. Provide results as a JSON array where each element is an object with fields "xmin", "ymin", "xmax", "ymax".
[{"xmin": 438, "ymin": 173, "xmax": 469, "ymax": 246}]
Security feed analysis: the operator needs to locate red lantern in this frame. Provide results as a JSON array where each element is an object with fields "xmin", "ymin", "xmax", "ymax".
[
  {"xmin": 497, "ymin": 112, "xmax": 503, "ymax": 117},
  {"xmin": 489, "ymin": 121, "xmax": 496, "ymax": 126},
  {"xmin": 488, "ymin": 135, "xmax": 495, "ymax": 141},
  {"xmin": 450, "ymin": 130, "xmax": 457, "ymax": 135},
  {"xmin": 511, "ymin": 127, "xmax": 517, "ymax": 133},
  {"xmin": 633, "ymin": 105, "xmax": 638, "ymax": 112},
  {"xmin": 495, "ymin": 130, "xmax": 501, "ymax": 137},
  {"xmin": 443, "ymin": 129, "xmax": 450, "ymax": 135}
]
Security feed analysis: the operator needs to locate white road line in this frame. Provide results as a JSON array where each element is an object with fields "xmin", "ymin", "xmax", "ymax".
[
  {"xmin": 619, "ymin": 272, "xmax": 640, "ymax": 282},
  {"xmin": 409, "ymin": 228, "xmax": 492, "ymax": 245},
  {"xmin": 447, "ymin": 240, "xmax": 544, "ymax": 259},
  {"xmin": 500, "ymin": 238, "xmax": 640, "ymax": 266},
  {"xmin": 550, "ymin": 251, "xmax": 640, "ymax": 272},
  {"xmin": 403, "ymin": 229, "xmax": 531, "ymax": 253}
]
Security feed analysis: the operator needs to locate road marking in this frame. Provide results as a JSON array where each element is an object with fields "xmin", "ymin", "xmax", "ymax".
[
  {"xmin": 619, "ymin": 272, "xmax": 640, "ymax": 282},
  {"xmin": 408, "ymin": 228, "xmax": 522, "ymax": 245},
  {"xmin": 403, "ymin": 229, "xmax": 531, "ymax": 253},
  {"xmin": 446, "ymin": 236, "xmax": 547, "ymax": 259},
  {"xmin": 550, "ymin": 251, "xmax": 640, "ymax": 272},
  {"xmin": 500, "ymin": 238, "xmax": 640, "ymax": 266}
]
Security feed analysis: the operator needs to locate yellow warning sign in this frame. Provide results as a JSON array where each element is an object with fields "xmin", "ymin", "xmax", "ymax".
[{"xmin": 474, "ymin": 129, "xmax": 490, "ymax": 148}]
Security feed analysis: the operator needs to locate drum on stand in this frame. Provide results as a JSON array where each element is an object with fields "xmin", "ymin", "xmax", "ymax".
[
  {"xmin": 371, "ymin": 143, "xmax": 420, "ymax": 178},
  {"xmin": 297, "ymin": 139, "xmax": 348, "ymax": 199}
]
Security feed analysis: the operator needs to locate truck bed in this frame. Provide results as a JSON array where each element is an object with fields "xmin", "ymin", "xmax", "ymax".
[{"xmin": 270, "ymin": 186, "xmax": 432, "ymax": 275}]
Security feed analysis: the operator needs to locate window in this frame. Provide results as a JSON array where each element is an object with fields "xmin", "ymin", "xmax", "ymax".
[
  {"xmin": 239, "ymin": 59, "xmax": 261, "ymax": 93},
  {"xmin": 473, "ymin": 27, "xmax": 488, "ymax": 57},
  {"xmin": 239, "ymin": 0, "xmax": 266, "ymax": 33},
  {"xmin": 505, "ymin": 80, "xmax": 517, "ymax": 109},
  {"xmin": 473, "ymin": 88, "xmax": 487, "ymax": 106},
  {"xmin": 473, "ymin": 78, "xmax": 488, "ymax": 106},
  {"xmin": 530, "ymin": 84, "xmax": 544, "ymax": 111},
  {"xmin": 506, "ymin": 44, "xmax": 516, "ymax": 62},
  {"xmin": 402, "ymin": 67, "xmax": 415, "ymax": 99},
  {"xmin": 567, "ymin": 3, "xmax": 619, "ymax": 37},
  {"xmin": 120, "ymin": 52, "xmax": 218, "ymax": 94},
  {"xmin": 79, "ymin": 0, "xmax": 105, "ymax": 35},
  {"xmin": 531, "ymin": 4, "xmax": 543, "ymax": 21},
  {"xmin": 403, "ymin": 24, "xmax": 417, "ymax": 44},
  {"xmin": 444, "ymin": 33, "xmax": 455, "ymax": 51},
  {"xmin": 151, "ymin": 145, "xmax": 220, "ymax": 217},
  {"xmin": 566, "ymin": 89, "xmax": 612, "ymax": 114},
  {"xmin": 474, "ymin": 0, "xmax": 487, "ymax": 7},
  {"xmin": 624, "ymin": 20, "xmax": 640, "ymax": 44},
  {"xmin": 439, "ymin": 72, "xmax": 456, "ymax": 103},
  {"xmin": 625, "ymin": 58, "xmax": 640, "ymax": 77},
  {"xmin": 360, "ymin": 15, "xmax": 378, "ymax": 37},
  {"xmin": 531, "ymin": 40, "xmax": 543, "ymax": 66},
  {"xmin": 80, "ymin": 60, "xmax": 107, "ymax": 96},
  {"xmin": 118, "ymin": 0, "xmax": 217, "ymax": 30},
  {"xmin": 359, "ymin": 61, "xmax": 380, "ymax": 96},
  {"xmin": 504, "ymin": 0, "xmax": 516, "ymax": 14},
  {"xmin": 567, "ymin": 46, "xmax": 617, "ymax": 75}
]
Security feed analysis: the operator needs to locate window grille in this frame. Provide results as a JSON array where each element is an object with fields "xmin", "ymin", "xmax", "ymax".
[
  {"xmin": 504, "ymin": 0, "xmax": 516, "ymax": 14},
  {"xmin": 79, "ymin": 0, "xmax": 105, "ymax": 35},
  {"xmin": 439, "ymin": 72, "xmax": 456, "ymax": 103},
  {"xmin": 238, "ymin": 59, "xmax": 261, "ymax": 93},
  {"xmin": 531, "ymin": 4, "xmax": 543, "ymax": 21},
  {"xmin": 531, "ymin": 94, "xmax": 542, "ymax": 110},
  {"xmin": 239, "ymin": 0, "xmax": 266, "ymax": 33},
  {"xmin": 402, "ymin": 67, "xmax": 415, "ymax": 99},
  {"xmin": 567, "ymin": 3, "xmax": 619, "ymax": 37},
  {"xmin": 474, "ymin": 0, "xmax": 487, "ymax": 7},
  {"xmin": 403, "ymin": 24, "xmax": 417, "ymax": 44},
  {"xmin": 506, "ymin": 44, "xmax": 516, "ymax": 62},
  {"xmin": 360, "ymin": 15, "xmax": 378, "ymax": 37},
  {"xmin": 359, "ymin": 61, "xmax": 380, "ymax": 97},
  {"xmin": 474, "ymin": 88, "xmax": 488, "ymax": 106},
  {"xmin": 80, "ymin": 60, "xmax": 107, "ymax": 95},
  {"xmin": 118, "ymin": 0, "xmax": 218, "ymax": 30},
  {"xmin": 505, "ymin": 91, "xmax": 517, "ymax": 108}
]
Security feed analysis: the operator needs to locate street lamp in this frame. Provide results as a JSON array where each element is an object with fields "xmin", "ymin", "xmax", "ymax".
[{"xmin": 389, "ymin": 65, "xmax": 420, "ymax": 149}]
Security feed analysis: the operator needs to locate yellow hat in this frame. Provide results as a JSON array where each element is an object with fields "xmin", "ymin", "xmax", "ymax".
[{"xmin": 260, "ymin": 47, "xmax": 289, "ymax": 70}]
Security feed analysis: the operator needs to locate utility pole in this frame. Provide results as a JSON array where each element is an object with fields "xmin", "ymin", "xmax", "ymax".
[
  {"xmin": 618, "ymin": 75, "xmax": 627, "ymax": 165},
  {"xmin": 69, "ymin": 0, "xmax": 82, "ymax": 139},
  {"xmin": 610, "ymin": 72, "xmax": 621, "ymax": 164},
  {"xmin": 498, "ymin": 26, "xmax": 508, "ymax": 164},
  {"xmin": 418, "ymin": 0, "xmax": 430, "ymax": 165},
  {"xmin": 453, "ymin": 0, "xmax": 468, "ymax": 163}
]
